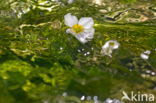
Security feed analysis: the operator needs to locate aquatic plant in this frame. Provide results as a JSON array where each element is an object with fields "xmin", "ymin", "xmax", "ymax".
[{"xmin": 0, "ymin": 0, "xmax": 155, "ymax": 103}]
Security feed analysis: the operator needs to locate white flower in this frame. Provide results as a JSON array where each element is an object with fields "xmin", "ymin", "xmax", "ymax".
[
  {"xmin": 144, "ymin": 50, "xmax": 151, "ymax": 55},
  {"xmin": 102, "ymin": 40, "xmax": 120, "ymax": 50},
  {"xmin": 105, "ymin": 98, "xmax": 121, "ymax": 103},
  {"xmin": 101, "ymin": 40, "xmax": 120, "ymax": 57},
  {"xmin": 140, "ymin": 50, "xmax": 151, "ymax": 60},
  {"xmin": 64, "ymin": 13, "xmax": 95, "ymax": 44}
]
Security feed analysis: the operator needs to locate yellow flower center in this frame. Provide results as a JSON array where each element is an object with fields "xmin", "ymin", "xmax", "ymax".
[
  {"xmin": 109, "ymin": 42, "xmax": 115, "ymax": 46},
  {"xmin": 71, "ymin": 24, "xmax": 84, "ymax": 34}
]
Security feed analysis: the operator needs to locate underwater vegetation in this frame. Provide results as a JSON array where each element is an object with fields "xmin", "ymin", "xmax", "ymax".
[{"xmin": 0, "ymin": 0, "xmax": 156, "ymax": 103}]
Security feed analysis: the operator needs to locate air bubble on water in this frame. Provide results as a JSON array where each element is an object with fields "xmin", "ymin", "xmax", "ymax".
[
  {"xmin": 104, "ymin": 98, "xmax": 113, "ymax": 103},
  {"xmin": 87, "ymin": 52, "xmax": 90, "ymax": 55},
  {"xmin": 93, "ymin": 96, "xmax": 98, "ymax": 101},
  {"xmin": 62, "ymin": 92, "xmax": 67, "ymax": 97},
  {"xmin": 78, "ymin": 49, "xmax": 81, "ymax": 52},
  {"xmin": 140, "ymin": 50, "xmax": 151, "ymax": 60},
  {"xmin": 82, "ymin": 48, "xmax": 85, "ymax": 51},
  {"xmin": 140, "ymin": 53, "xmax": 149, "ymax": 60},
  {"xmin": 84, "ymin": 53, "xmax": 87, "ymax": 56},
  {"xmin": 94, "ymin": 101, "xmax": 99, "ymax": 103},
  {"xmin": 151, "ymin": 72, "xmax": 156, "ymax": 76},
  {"xmin": 87, "ymin": 96, "xmax": 91, "ymax": 100},
  {"xmin": 60, "ymin": 47, "xmax": 63, "ymax": 50},
  {"xmin": 81, "ymin": 96, "xmax": 85, "ymax": 101},
  {"xmin": 146, "ymin": 70, "xmax": 151, "ymax": 73},
  {"xmin": 104, "ymin": 98, "xmax": 121, "ymax": 103},
  {"xmin": 144, "ymin": 50, "xmax": 151, "ymax": 55}
]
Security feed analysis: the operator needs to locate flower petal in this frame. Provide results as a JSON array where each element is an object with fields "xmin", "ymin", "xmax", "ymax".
[
  {"xmin": 66, "ymin": 28, "xmax": 77, "ymax": 36},
  {"xmin": 101, "ymin": 47, "xmax": 113, "ymax": 57},
  {"xmin": 83, "ymin": 28, "xmax": 95, "ymax": 40},
  {"xmin": 78, "ymin": 17, "xmax": 94, "ymax": 29},
  {"xmin": 101, "ymin": 40, "xmax": 120, "ymax": 57},
  {"xmin": 76, "ymin": 36, "xmax": 88, "ymax": 44},
  {"xmin": 144, "ymin": 50, "xmax": 151, "ymax": 55},
  {"xmin": 64, "ymin": 13, "xmax": 78, "ymax": 27},
  {"xmin": 66, "ymin": 29, "xmax": 87, "ymax": 43},
  {"xmin": 103, "ymin": 40, "xmax": 120, "ymax": 50},
  {"xmin": 140, "ymin": 53, "xmax": 149, "ymax": 60},
  {"xmin": 66, "ymin": 28, "xmax": 73, "ymax": 34},
  {"xmin": 75, "ymin": 28, "xmax": 95, "ymax": 43},
  {"xmin": 66, "ymin": 27, "xmax": 94, "ymax": 44}
]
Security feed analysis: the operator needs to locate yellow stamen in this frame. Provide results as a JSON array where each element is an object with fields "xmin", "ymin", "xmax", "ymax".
[
  {"xmin": 71, "ymin": 24, "xmax": 84, "ymax": 34},
  {"xmin": 109, "ymin": 42, "xmax": 115, "ymax": 46}
]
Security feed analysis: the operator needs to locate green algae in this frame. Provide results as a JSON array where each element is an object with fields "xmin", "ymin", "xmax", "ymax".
[{"xmin": 0, "ymin": 0, "xmax": 156, "ymax": 103}]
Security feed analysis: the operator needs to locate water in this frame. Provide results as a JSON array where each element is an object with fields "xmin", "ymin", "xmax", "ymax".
[{"xmin": 0, "ymin": 0, "xmax": 155, "ymax": 103}]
